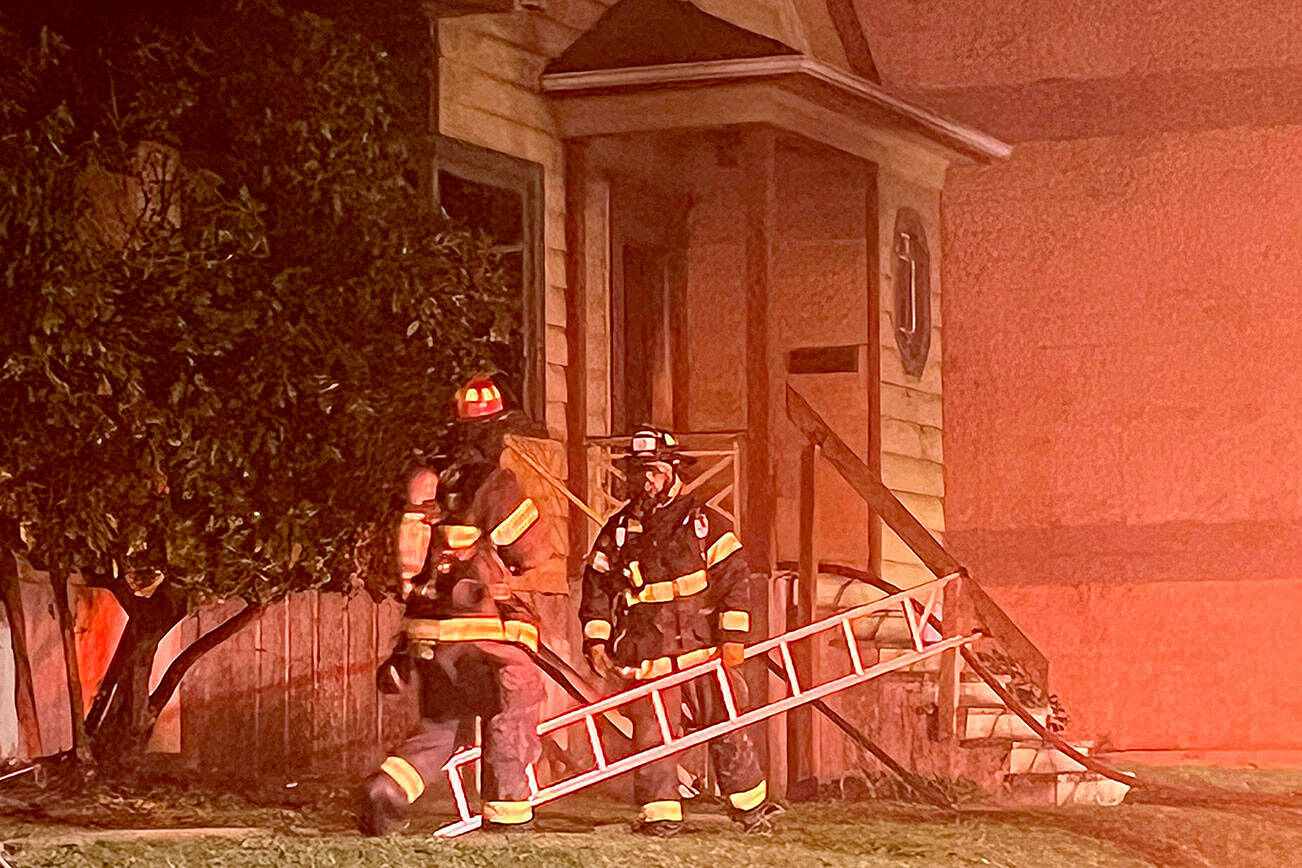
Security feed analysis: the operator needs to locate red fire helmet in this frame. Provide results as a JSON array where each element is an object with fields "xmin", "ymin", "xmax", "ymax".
[{"xmin": 455, "ymin": 374, "xmax": 505, "ymax": 421}]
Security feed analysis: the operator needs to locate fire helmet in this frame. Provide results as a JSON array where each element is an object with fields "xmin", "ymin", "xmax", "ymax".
[
  {"xmin": 627, "ymin": 428, "xmax": 686, "ymax": 465},
  {"xmin": 454, "ymin": 374, "xmax": 505, "ymax": 422}
]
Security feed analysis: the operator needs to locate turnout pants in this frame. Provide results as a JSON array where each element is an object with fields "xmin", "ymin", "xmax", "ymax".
[
  {"xmin": 625, "ymin": 666, "xmax": 766, "ymax": 823},
  {"xmin": 367, "ymin": 640, "xmax": 544, "ymax": 829}
]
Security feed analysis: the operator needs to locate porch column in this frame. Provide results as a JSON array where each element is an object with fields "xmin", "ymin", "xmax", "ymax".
[
  {"xmin": 741, "ymin": 127, "xmax": 778, "ymax": 787},
  {"xmin": 563, "ymin": 140, "xmax": 591, "ymax": 576}
]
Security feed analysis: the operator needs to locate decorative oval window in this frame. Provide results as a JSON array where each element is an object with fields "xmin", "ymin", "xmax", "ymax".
[{"xmin": 892, "ymin": 208, "xmax": 931, "ymax": 378}]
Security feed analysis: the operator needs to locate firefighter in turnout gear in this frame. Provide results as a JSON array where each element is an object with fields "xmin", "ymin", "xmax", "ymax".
[
  {"xmin": 361, "ymin": 375, "xmax": 550, "ymax": 835},
  {"xmin": 579, "ymin": 428, "xmax": 776, "ymax": 836}
]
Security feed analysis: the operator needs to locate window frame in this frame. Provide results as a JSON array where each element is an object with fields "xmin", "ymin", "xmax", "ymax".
[{"xmin": 427, "ymin": 134, "xmax": 546, "ymax": 419}]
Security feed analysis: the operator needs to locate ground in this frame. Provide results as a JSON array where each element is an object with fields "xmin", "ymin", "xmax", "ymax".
[{"xmin": 2, "ymin": 765, "xmax": 1301, "ymax": 867}]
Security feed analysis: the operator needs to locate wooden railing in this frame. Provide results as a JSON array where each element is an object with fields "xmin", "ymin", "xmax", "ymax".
[
  {"xmin": 584, "ymin": 431, "xmax": 744, "ymax": 528},
  {"xmin": 785, "ymin": 384, "xmax": 1049, "ymax": 741}
]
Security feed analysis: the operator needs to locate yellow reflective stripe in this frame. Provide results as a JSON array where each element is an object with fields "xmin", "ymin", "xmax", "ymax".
[
  {"xmin": 591, "ymin": 550, "xmax": 610, "ymax": 572},
  {"xmin": 402, "ymin": 511, "xmax": 428, "ymax": 522},
  {"xmin": 628, "ymin": 560, "xmax": 645, "ymax": 588},
  {"xmin": 706, "ymin": 532, "xmax": 742, "ymax": 567},
  {"xmin": 380, "ymin": 756, "xmax": 425, "ymax": 804},
  {"xmin": 504, "ymin": 621, "xmax": 540, "ymax": 651},
  {"xmin": 490, "ymin": 498, "xmax": 539, "ymax": 546},
  {"xmin": 676, "ymin": 646, "xmax": 719, "ymax": 668},
  {"xmin": 444, "ymin": 525, "xmax": 481, "ymax": 549},
  {"xmin": 483, "ymin": 800, "xmax": 533, "ymax": 825},
  {"xmin": 728, "ymin": 780, "xmax": 767, "ymax": 811},
  {"xmin": 643, "ymin": 657, "xmax": 672, "ymax": 678},
  {"xmin": 720, "ymin": 610, "xmax": 750, "ymax": 632},
  {"xmin": 640, "ymin": 800, "xmax": 683, "ymax": 822},
  {"xmin": 623, "ymin": 570, "xmax": 710, "ymax": 606},
  {"xmin": 619, "ymin": 656, "xmax": 672, "ymax": 680},
  {"xmin": 584, "ymin": 620, "xmax": 612, "ymax": 641},
  {"xmin": 627, "ymin": 519, "xmax": 643, "ymax": 533},
  {"xmin": 403, "ymin": 618, "xmax": 539, "ymax": 652},
  {"xmin": 673, "ymin": 570, "xmax": 707, "ymax": 596}
]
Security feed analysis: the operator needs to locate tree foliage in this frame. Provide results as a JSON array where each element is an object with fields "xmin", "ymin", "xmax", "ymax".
[
  {"xmin": 0, "ymin": 0, "xmax": 525, "ymax": 758},
  {"xmin": 0, "ymin": 0, "xmax": 519, "ymax": 609}
]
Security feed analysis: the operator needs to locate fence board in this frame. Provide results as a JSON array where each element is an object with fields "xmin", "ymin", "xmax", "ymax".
[{"xmin": 314, "ymin": 593, "xmax": 348, "ymax": 773}]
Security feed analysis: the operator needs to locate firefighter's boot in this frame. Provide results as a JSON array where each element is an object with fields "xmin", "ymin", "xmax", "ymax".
[
  {"xmin": 631, "ymin": 818, "xmax": 683, "ymax": 838},
  {"xmin": 731, "ymin": 801, "xmax": 783, "ymax": 835},
  {"xmin": 359, "ymin": 773, "xmax": 410, "ymax": 836}
]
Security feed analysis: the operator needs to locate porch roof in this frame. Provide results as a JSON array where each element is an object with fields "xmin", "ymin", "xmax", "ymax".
[{"xmin": 538, "ymin": 0, "xmax": 1010, "ymax": 164}]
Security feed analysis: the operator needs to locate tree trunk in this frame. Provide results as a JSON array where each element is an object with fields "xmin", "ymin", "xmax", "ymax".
[
  {"xmin": 0, "ymin": 548, "xmax": 42, "ymax": 757},
  {"xmin": 87, "ymin": 590, "xmax": 186, "ymax": 764},
  {"xmin": 48, "ymin": 567, "xmax": 90, "ymax": 763}
]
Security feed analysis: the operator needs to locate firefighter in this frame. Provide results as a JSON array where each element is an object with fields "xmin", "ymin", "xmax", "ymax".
[
  {"xmin": 361, "ymin": 374, "xmax": 550, "ymax": 835},
  {"xmin": 579, "ymin": 428, "xmax": 778, "ymax": 836}
]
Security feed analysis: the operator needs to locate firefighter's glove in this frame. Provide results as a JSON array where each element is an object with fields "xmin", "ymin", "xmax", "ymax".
[
  {"xmin": 721, "ymin": 642, "xmax": 746, "ymax": 670},
  {"xmin": 376, "ymin": 651, "xmax": 411, "ymax": 695},
  {"xmin": 586, "ymin": 643, "xmax": 615, "ymax": 679}
]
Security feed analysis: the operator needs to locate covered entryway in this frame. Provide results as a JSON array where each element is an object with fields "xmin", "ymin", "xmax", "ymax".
[{"xmin": 544, "ymin": 0, "xmax": 1004, "ymax": 796}]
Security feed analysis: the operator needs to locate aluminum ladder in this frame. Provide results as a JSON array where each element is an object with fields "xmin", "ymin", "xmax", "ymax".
[{"xmin": 433, "ymin": 573, "xmax": 976, "ymax": 837}]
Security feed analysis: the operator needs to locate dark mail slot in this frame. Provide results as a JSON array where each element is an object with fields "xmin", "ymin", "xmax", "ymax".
[{"xmin": 787, "ymin": 345, "xmax": 860, "ymax": 374}]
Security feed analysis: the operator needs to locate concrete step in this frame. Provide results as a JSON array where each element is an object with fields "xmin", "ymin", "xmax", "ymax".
[
  {"xmin": 960, "ymin": 706, "xmax": 1049, "ymax": 741},
  {"xmin": 1003, "ymin": 771, "xmax": 1133, "ymax": 807},
  {"xmin": 1007, "ymin": 741, "xmax": 1088, "ymax": 774},
  {"xmin": 959, "ymin": 679, "xmax": 1010, "ymax": 707},
  {"xmin": 875, "ymin": 646, "xmax": 943, "ymax": 674},
  {"xmin": 849, "ymin": 610, "xmax": 941, "ymax": 648}
]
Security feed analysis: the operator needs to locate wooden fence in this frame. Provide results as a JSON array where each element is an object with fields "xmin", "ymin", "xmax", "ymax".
[{"xmin": 180, "ymin": 592, "xmax": 416, "ymax": 779}]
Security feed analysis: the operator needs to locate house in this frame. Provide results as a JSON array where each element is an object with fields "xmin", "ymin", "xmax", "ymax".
[{"xmin": 21, "ymin": 0, "xmax": 1280, "ymax": 807}]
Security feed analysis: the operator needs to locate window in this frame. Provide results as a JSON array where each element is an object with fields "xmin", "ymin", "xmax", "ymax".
[{"xmin": 430, "ymin": 136, "xmax": 545, "ymax": 417}]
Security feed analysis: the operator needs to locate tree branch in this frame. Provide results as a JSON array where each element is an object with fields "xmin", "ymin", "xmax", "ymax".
[{"xmin": 147, "ymin": 601, "xmax": 261, "ymax": 718}]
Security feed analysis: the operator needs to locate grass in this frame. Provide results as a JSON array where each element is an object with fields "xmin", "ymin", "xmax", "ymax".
[
  {"xmin": 3, "ymin": 804, "xmax": 1154, "ymax": 868},
  {"xmin": 2, "ymin": 768, "xmax": 1302, "ymax": 867}
]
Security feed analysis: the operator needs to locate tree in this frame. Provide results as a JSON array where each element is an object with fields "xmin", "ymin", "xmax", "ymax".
[{"xmin": 0, "ymin": 0, "xmax": 520, "ymax": 762}]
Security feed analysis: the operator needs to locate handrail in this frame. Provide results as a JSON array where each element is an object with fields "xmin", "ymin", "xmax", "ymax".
[
  {"xmin": 786, "ymin": 385, "xmax": 961, "ymax": 577},
  {"xmin": 785, "ymin": 384, "xmax": 1048, "ymax": 689}
]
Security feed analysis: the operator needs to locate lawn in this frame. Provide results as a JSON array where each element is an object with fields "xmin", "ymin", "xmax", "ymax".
[{"xmin": 2, "ymin": 768, "xmax": 1301, "ymax": 867}]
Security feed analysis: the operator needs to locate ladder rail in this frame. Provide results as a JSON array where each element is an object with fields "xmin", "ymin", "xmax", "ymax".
[
  {"xmin": 541, "ymin": 575, "xmax": 957, "ymax": 734},
  {"xmin": 433, "ymin": 629, "xmax": 978, "ymax": 838}
]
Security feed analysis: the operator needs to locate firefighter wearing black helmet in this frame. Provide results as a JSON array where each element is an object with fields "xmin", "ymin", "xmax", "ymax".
[
  {"xmin": 360, "ymin": 374, "xmax": 550, "ymax": 835},
  {"xmin": 579, "ymin": 428, "xmax": 776, "ymax": 836}
]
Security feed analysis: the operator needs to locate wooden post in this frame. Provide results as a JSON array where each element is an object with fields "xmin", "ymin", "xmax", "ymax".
[
  {"xmin": 936, "ymin": 573, "xmax": 963, "ymax": 743},
  {"xmin": 742, "ymin": 127, "xmax": 776, "ymax": 780},
  {"xmin": 564, "ymin": 140, "xmax": 591, "ymax": 578},
  {"xmin": 790, "ymin": 441, "xmax": 821, "ymax": 788},
  {"xmin": 865, "ymin": 164, "xmax": 882, "ymax": 586}
]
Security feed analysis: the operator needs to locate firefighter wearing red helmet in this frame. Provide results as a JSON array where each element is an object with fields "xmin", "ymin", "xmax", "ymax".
[
  {"xmin": 361, "ymin": 373, "xmax": 550, "ymax": 836},
  {"xmin": 579, "ymin": 428, "xmax": 777, "ymax": 836}
]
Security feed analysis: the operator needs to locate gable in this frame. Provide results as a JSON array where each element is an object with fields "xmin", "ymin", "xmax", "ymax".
[{"xmin": 545, "ymin": 0, "xmax": 799, "ymax": 74}]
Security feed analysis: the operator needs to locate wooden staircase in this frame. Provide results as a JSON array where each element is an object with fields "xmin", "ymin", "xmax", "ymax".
[{"xmin": 786, "ymin": 385, "xmax": 1133, "ymax": 807}]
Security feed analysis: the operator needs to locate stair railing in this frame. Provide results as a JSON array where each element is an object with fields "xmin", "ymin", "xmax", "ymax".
[{"xmin": 785, "ymin": 384, "xmax": 1049, "ymax": 742}]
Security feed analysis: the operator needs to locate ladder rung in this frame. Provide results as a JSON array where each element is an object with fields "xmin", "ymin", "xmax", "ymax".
[
  {"xmin": 650, "ymin": 689, "xmax": 674, "ymax": 744},
  {"xmin": 584, "ymin": 714, "xmax": 607, "ymax": 769},
  {"xmin": 447, "ymin": 764, "xmax": 472, "ymax": 822},
  {"xmin": 715, "ymin": 663, "xmax": 739, "ymax": 720},
  {"xmin": 779, "ymin": 641, "xmax": 801, "ymax": 695},
  {"xmin": 841, "ymin": 617, "xmax": 864, "ymax": 674}
]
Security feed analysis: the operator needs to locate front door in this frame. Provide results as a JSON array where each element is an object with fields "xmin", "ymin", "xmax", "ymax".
[{"xmin": 610, "ymin": 188, "xmax": 688, "ymax": 435}]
